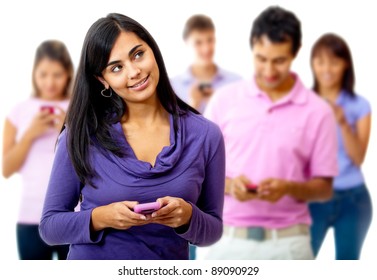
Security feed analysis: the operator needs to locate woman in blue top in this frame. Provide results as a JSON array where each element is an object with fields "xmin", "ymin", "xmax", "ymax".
[
  {"xmin": 39, "ymin": 13, "xmax": 225, "ymax": 260},
  {"xmin": 309, "ymin": 33, "xmax": 372, "ymax": 259}
]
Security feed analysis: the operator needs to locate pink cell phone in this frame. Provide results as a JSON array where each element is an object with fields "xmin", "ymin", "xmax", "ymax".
[
  {"xmin": 246, "ymin": 184, "xmax": 259, "ymax": 193},
  {"xmin": 134, "ymin": 201, "xmax": 161, "ymax": 214},
  {"xmin": 40, "ymin": 105, "xmax": 55, "ymax": 114}
]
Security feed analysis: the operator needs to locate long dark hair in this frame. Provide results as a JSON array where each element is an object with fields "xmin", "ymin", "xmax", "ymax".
[
  {"xmin": 311, "ymin": 33, "xmax": 355, "ymax": 97},
  {"xmin": 65, "ymin": 13, "xmax": 196, "ymax": 185},
  {"xmin": 32, "ymin": 40, "xmax": 74, "ymax": 98}
]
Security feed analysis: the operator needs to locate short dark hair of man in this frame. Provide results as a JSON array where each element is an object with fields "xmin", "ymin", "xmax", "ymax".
[{"xmin": 250, "ymin": 6, "xmax": 302, "ymax": 56}]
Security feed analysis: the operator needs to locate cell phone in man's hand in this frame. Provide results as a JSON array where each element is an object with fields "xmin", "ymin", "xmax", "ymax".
[{"xmin": 246, "ymin": 184, "xmax": 259, "ymax": 193}]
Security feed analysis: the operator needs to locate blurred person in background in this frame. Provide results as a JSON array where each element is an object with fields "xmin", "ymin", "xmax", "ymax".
[
  {"xmin": 38, "ymin": 13, "xmax": 225, "ymax": 260},
  {"xmin": 2, "ymin": 40, "xmax": 73, "ymax": 260},
  {"xmin": 309, "ymin": 33, "xmax": 372, "ymax": 260},
  {"xmin": 171, "ymin": 13, "xmax": 241, "ymax": 259},
  {"xmin": 198, "ymin": 6, "xmax": 338, "ymax": 260},
  {"xmin": 170, "ymin": 14, "xmax": 241, "ymax": 114}
]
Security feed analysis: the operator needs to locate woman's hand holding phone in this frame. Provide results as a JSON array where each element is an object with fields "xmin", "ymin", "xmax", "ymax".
[
  {"xmin": 91, "ymin": 201, "xmax": 150, "ymax": 231},
  {"xmin": 50, "ymin": 106, "xmax": 67, "ymax": 132},
  {"xmin": 25, "ymin": 109, "xmax": 57, "ymax": 141},
  {"xmin": 91, "ymin": 197, "xmax": 193, "ymax": 232},
  {"xmin": 149, "ymin": 196, "xmax": 193, "ymax": 228}
]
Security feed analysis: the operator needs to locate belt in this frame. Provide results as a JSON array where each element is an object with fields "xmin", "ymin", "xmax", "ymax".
[{"xmin": 223, "ymin": 224, "xmax": 309, "ymax": 241}]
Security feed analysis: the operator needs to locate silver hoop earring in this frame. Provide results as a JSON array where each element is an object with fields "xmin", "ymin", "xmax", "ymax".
[{"xmin": 101, "ymin": 87, "xmax": 112, "ymax": 98}]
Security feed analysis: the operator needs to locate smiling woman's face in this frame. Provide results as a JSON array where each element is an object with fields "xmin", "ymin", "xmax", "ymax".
[
  {"xmin": 99, "ymin": 31, "xmax": 160, "ymax": 104},
  {"xmin": 311, "ymin": 49, "xmax": 347, "ymax": 91}
]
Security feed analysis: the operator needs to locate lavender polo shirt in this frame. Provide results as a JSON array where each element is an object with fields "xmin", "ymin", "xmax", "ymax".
[
  {"xmin": 170, "ymin": 66, "xmax": 242, "ymax": 113},
  {"xmin": 39, "ymin": 111, "xmax": 225, "ymax": 259},
  {"xmin": 333, "ymin": 90, "xmax": 371, "ymax": 190},
  {"xmin": 204, "ymin": 74, "xmax": 338, "ymax": 228}
]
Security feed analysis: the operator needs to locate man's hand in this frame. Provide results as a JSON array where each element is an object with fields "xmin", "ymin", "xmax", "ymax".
[
  {"xmin": 227, "ymin": 175, "xmax": 259, "ymax": 202},
  {"xmin": 258, "ymin": 178, "xmax": 290, "ymax": 203}
]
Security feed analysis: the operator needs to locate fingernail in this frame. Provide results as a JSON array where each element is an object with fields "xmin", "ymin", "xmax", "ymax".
[
  {"xmin": 140, "ymin": 215, "xmax": 146, "ymax": 220},
  {"xmin": 151, "ymin": 212, "xmax": 157, "ymax": 218}
]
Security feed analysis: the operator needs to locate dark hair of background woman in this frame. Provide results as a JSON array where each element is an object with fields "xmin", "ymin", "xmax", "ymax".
[
  {"xmin": 32, "ymin": 40, "xmax": 74, "ymax": 98},
  {"xmin": 65, "ymin": 13, "xmax": 197, "ymax": 185},
  {"xmin": 311, "ymin": 33, "xmax": 355, "ymax": 97}
]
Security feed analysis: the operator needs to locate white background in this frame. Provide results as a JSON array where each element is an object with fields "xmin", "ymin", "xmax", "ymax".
[{"xmin": 0, "ymin": 0, "xmax": 375, "ymax": 271}]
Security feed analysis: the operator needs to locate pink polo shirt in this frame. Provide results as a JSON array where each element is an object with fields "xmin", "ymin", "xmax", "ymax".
[{"xmin": 204, "ymin": 74, "xmax": 338, "ymax": 228}]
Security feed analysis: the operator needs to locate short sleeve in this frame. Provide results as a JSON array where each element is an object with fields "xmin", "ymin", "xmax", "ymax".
[
  {"xmin": 6, "ymin": 102, "xmax": 22, "ymax": 127},
  {"xmin": 354, "ymin": 95, "xmax": 371, "ymax": 120},
  {"xmin": 309, "ymin": 109, "xmax": 339, "ymax": 178}
]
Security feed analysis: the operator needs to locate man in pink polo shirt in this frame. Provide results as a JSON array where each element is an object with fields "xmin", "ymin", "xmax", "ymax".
[{"xmin": 200, "ymin": 6, "xmax": 338, "ymax": 260}]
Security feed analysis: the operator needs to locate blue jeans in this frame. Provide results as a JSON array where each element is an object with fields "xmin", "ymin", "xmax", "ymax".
[
  {"xmin": 189, "ymin": 244, "xmax": 196, "ymax": 260},
  {"xmin": 309, "ymin": 184, "xmax": 372, "ymax": 259}
]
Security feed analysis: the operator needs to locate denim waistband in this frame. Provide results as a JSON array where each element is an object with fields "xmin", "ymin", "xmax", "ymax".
[{"xmin": 334, "ymin": 183, "xmax": 367, "ymax": 197}]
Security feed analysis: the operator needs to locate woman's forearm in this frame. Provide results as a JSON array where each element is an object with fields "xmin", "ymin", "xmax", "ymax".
[
  {"xmin": 2, "ymin": 131, "xmax": 34, "ymax": 178},
  {"xmin": 340, "ymin": 122, "xmax": 364, "ymax": 166}
]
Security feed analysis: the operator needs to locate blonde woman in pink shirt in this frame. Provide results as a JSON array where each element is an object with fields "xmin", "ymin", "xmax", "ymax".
[
  {"xmin": 198, "ymin": 6, "xmax": 338, "ymax": 260},
  {"xmin": 2, "ymin": 40, "xmax": 73, "ymax": 259}
]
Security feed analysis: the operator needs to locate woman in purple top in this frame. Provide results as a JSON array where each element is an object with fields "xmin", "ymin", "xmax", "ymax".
[
  {"xmin": 309, "ymin": 33, "xmax": 372, "ymax": 259},
  {"xmin": 39, "ymin": 13, "xmax": 225, "ymax": 260}
]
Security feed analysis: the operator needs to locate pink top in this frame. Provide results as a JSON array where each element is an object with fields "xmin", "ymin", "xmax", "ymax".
[
  {"xmin": 204, "ymin": 74, "xmax": 338, "ymax": 228},
  {"xmin": 7, "ymin": 97, "xmax": 70, "ymax": 224}
]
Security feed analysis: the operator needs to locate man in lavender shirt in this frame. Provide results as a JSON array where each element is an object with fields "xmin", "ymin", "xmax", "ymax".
[
  {"xmin": 170, "ymin": 14, "xmax": 241, "ymax": 114},
  {"xmin": 198, "ymin": 6, "xmax": 338, "ymax": 260}
]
